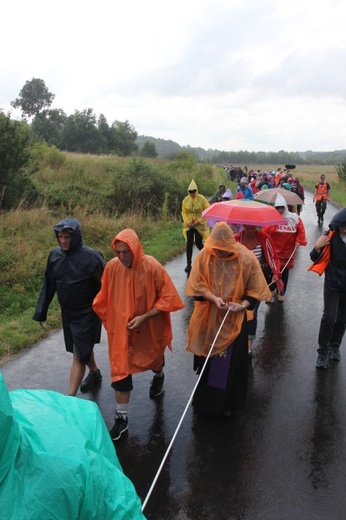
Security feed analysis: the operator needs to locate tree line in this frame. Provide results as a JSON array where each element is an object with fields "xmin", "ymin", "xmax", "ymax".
[
  {"xmin": 10, "ymin": 78, "xmax": 157, "ymax": 158},
  {"xmin": 9, "ymin": 78, "xmax": 346, "ymax": 165},
  {"xmin": 2, "ymin": 77, "xmax": 346, "ymax": 210}
]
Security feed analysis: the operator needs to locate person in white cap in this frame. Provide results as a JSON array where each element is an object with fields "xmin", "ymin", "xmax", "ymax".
[{"xmin": 262, "ymin": 193, "xmax": 307, "ymax": 302}]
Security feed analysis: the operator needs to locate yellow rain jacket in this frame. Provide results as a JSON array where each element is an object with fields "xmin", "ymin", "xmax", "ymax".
[{"xmin": 182, "ymin": 180, "xmax": 210, "ymax": 241}]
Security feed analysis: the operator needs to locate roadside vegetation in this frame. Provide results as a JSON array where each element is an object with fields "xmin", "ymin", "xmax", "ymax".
[{"xmin": 0, "ymin": 146, "xmax": 220, "ymax": 364}]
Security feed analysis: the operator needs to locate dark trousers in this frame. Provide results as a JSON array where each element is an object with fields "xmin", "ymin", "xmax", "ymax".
[
  {"xmin": 192, "ymin": 315, "xmax": 249, "ymax": 415},
  {"xmin": 247, "ymin": 300, "xmax": 262, "ymax": 339},
  {"xmin": 275, "ymin": 268, "xmax": 289, "ymax": 296},
  {"xmin": 318, "ymin": 286, "xmax": 346, "ymax": 354},
  {"xmin": 315, "ymin": 200, "xmax": 327, "ymax": 219},
  {"xmin": 186, "ymin": 228, "xmax": 203, "ymax": 265}
]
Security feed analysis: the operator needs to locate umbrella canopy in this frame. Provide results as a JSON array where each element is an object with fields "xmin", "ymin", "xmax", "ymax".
[
  {"xmin": 202, "ymin": 200, "xmax": 287, "ymax": 226},
  {"xmin": 254, "ymin": 188, "xmax": 303, "ymax": 206}
]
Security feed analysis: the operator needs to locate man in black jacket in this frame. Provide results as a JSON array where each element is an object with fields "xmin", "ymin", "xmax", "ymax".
[
  {"xmin": 33, "ymin": 218, "xmax": 105, "ymax": 395},
  {"xmin": 310, "ymin": 208, "xmax": 346, "ymax": 368}
]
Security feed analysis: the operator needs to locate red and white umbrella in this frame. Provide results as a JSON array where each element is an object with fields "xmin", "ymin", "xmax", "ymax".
[{"xmin": 202, "ymin": 200, "xmax": 287, "ymax": 227}]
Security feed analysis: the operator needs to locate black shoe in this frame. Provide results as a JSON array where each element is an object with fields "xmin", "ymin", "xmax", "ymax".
[
  {"xmin": 80, "ymin": 369, "xmax": 102, "ymax": 392},
  {"xmin": 316, "ymin": 353, "xmax": 328, "ymax": 369},
  {"xmin": 329, "ymin": 347, "xmax": 341, "ymax": 361},
  {"xmin": 184, "ymin": 264, "xmax": 191, "ymax": 273},
  {"xmin": 109, "ymin": 413, "xmax": 128, "ymax": 440},
  {"xmin": 149, "ymin": 373, "xmax": 165, "ymax": 398}
]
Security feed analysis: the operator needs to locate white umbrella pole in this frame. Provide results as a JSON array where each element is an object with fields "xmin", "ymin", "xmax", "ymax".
[{"xmin": 141, "ymin": 307, "xmax": 231, "ymax": 513}]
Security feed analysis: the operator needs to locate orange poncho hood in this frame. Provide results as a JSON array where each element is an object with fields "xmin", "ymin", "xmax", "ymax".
[{"xmin": 111, "ymin": 228, "xmax": 144, "ymax": 267}]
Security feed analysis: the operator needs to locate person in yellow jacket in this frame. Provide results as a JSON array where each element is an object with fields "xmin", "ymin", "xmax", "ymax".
[{"xmin": 182, "ymin": 180, "xmax": 210, "ymax": 273}]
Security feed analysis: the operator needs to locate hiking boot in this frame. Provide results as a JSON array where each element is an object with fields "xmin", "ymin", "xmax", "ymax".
[
  {"xmin": 329, "ymin": 348, "xmax": 341, "ymax": 361},
  {"xmin": 109, "ymin": 413, "xmax": 128, "ymax": 441},
  {"xmin": 316, "ymin": 353, "xmax": 329, "ymax": 369},
  {"xmin": 149, "ymin": 373, "xmax": 165, "ymax": 398},
  {"xmin": 80, "ymin": 368, "xmax": 102, "ymax": 392},
  {"xmin": 184, "ymin": 264, "xmax": 191, "ymax": 273}
]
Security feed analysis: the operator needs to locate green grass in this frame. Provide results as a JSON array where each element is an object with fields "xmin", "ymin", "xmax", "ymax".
[{"xmin": 0, "ymin": 211, "xmax": 184, "ymax": 364}]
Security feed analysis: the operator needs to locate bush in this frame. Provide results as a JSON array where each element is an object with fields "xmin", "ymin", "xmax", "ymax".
[
  {"xmin": 30, "ymin": 141, "xmax": 66, "ymax": 171},
  {"xmin": 111, "ymin": 157, "xmax": 182, "ymax": 217},
  {"xmin": 162, "ymin": 155, "xmax": 221, "ymax": 199},
  {"xmin": 336, "ymin": 163, "xmax": 346, "ymax": 183}
]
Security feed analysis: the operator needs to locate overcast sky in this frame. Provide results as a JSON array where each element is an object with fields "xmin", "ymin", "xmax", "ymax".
[{"xmin": 2, "ymin": 0, "xmax": 346, "ymax": 152}]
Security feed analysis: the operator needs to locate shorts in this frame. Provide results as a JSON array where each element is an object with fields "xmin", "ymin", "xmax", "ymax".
[
  {"xmin": 111, "ymin": 375, "xmax": 134, "ymax": 392},
  {"xmin": 110, "ymin": 356, "xmax": 165, "ymax": 392},
  {"xmin": 72, "ymin": 345, "xmax": 91, "ymax": 365}
]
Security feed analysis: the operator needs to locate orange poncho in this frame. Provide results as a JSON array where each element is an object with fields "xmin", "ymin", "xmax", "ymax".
[
  {"xmin": 93, "ymin": 229, "xmax": 184, "ymax": 382},
  {"xmin": 186, "ymin": 222, "xmax": 271, "ymax": 357}
]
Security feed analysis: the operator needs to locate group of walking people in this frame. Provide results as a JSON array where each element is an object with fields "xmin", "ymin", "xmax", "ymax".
[
  {"xmin": 180, "ymin": 175, "xmax": 346, "ymax": 375},
  {"xmin": 32, "ymin": 172, "xmax": 346, "ymax": 439}
]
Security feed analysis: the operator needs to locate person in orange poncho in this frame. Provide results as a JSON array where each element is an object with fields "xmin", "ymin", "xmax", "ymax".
[
  {"xmin": 93, "ymin": 229, "xmax": 184, "ymax": 440},
  {"xmin": 186, "ymin": 222, "xmax": 271, "ymax": 416}
]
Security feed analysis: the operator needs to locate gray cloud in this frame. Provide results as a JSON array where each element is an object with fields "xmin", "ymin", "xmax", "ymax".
[{"xmin": 254, "ymin": 48, "xmax": 346, "ymax": 99}]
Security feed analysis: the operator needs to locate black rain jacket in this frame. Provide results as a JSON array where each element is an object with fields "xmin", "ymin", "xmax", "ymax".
[
  {"xmin": 310, "ymin": 207, "xmax": 346, "ymax": 292},
  {"xmin": 33, "ymin": 218, "xmax": 105, "ymax": 362}
]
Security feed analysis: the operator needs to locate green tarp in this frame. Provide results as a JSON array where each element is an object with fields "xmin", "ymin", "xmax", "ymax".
[{"xmin": 0, "ymin": 373, "xmax": 146, "ymax": 519}]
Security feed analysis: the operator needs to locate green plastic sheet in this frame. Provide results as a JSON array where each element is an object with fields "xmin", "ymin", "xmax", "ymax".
[{"xmin": 0, "ymin": 373, "xmax": 146, "ymax": 519}]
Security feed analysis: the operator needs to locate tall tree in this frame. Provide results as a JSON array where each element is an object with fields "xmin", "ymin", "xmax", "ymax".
[
  {"xmin": 61, "ymin": 108, "xmax": 101, "ymax": 154},
  {"xmin": 110, "ymin": 120, "xmax": 138, "ymax": 157},
  {"xmin": 140, "ymin": 141, "xmax": 158, "ymax": 158},
  {"xmin": 11, "ymin": 78, "xmax": 55, "ymax": 119},
  {"xmin": 0, "ymin": 111, "xmax": 36, "ymax": 208},
  {"xmin": 31, "ymin": 108, "xmax": 67, "ymax": 147},
  {"xmin": 97, "ymin": 113, "xmax": 112, "ymax": 154}
]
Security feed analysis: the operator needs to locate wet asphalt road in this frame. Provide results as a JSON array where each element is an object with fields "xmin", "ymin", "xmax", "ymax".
[{"xmin": 2, "ymin": 190, "xmax": 346, "ymax": 520}]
